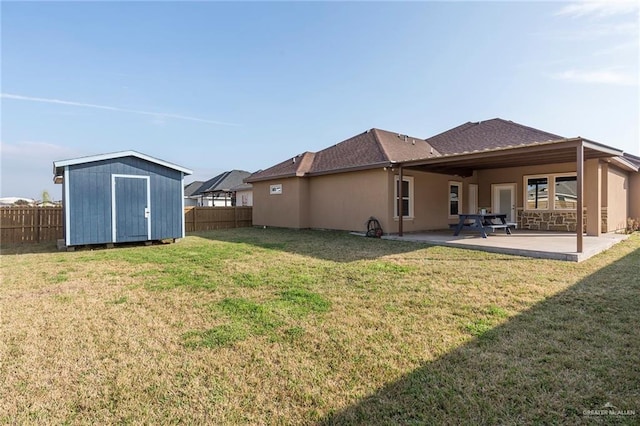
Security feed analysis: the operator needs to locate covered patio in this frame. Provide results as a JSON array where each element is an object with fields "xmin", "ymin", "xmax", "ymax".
[
  {"xmin": 383, "ymin": 230, "xmax": 629, "ymax": 262},
  {"xmin": 395, "ymin": 137, "xmax": 628, "ymax": 254}
]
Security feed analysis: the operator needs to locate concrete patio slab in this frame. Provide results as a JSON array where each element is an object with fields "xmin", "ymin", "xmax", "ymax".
[{"xmin": 382, "ymin": 230, "xmax": 629, "ymax": 262}]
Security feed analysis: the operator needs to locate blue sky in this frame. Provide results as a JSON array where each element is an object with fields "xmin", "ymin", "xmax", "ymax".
[{"xmin": 1, "ymin": 1, "xmax": 638, "ymax": 200}]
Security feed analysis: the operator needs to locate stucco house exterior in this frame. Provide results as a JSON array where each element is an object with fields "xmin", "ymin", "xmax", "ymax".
[{"xmin": 246, "ymin": 119, "xmax": 639, "ymax": 248}]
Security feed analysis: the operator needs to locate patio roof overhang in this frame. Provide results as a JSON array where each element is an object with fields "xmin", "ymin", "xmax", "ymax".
[
  {"xmin": 393, "ymin": 138, "xmax": 624, "ymax": 253},
  {"xmin": 395, "ymin": 137, "xmax": 622, "ymax": 177}
]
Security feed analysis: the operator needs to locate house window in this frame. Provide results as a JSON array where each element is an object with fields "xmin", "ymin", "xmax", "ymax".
[
  {"xmin": 394, "ymin": 176, "xmax": 414, "ymax": 218},
  {"xmin": 526, "ymin": 177, "xmax": 548, "ymax": 210},
  {"xmin": 449, "ymin": 181, "xmax": 462, "ymax": 217},
  {"xmin": 270, "ymin": 184, "xmax": 282, "ymax": 195},
  {"xmin": 554, "ymin": 175, "xmax": 577, "ymax": 210}
]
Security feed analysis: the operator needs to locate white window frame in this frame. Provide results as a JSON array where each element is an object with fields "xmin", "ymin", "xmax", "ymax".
[
  {"xmin": 524, "ymin": 174, "xmax": 550, "ymax": 211},
  {"xmin": 394, "ymin": 175, "xmax": 414, "ymax": 219},
  {"xmin": 524, "ymin": 173, "xmax": 578, "ymax": 211},
  {"xmin": 553, "ymin": 173, "xmax": 578, "ymax": 211},
  {"xmin": 448, "ymin": 181, "xmax": 462, "ymax": 219},
  {"xmin": 270, "ymin": 184, "xmax": 282, "ymax": 195}
]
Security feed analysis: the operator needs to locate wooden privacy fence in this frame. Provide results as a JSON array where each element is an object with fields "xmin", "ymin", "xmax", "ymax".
[
  {"xmin": 184, "ymin": 206, "xmax": 252, "ymax": 232},
  {"xmin": 0, "ymin": 206, "xmax": 64, "ymax": 244},
  {"xmin": 0, "ymin": 206, "xmax": 253, "ymax": 244}
]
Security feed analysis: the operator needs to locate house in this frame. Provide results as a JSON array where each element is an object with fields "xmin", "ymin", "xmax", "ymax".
[
  {"xmin": 230, "ymin": 182, "xmax": 254, "ymax": 206},
  {"xmin": 184, "ymin": 181, "xmax": 204, "ymax": 207},
  {"xmin": 184, "ymin": 170, "xmax": 252, "ymax": 207},
  {"xmin": 53, "ymin": 151, "xmax": 192, "ymax": 247},
  {"xmin": 246, "ymin": 119, "xmax": 639, "ymax": 251}
]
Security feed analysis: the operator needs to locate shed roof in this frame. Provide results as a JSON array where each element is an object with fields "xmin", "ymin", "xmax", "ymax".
[{"xmin": 53, "ymin": 150, "xmax": 193, "ymax": 176}]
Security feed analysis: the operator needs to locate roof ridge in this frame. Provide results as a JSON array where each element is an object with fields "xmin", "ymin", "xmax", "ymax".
[{"xmin": 370, "ymin": 129, "xmax": 392, "ymax": 162}]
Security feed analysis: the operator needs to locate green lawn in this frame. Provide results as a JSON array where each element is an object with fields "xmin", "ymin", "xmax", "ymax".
[{"xmin": 1, "ymin": 229, "xmax": 638, "ymax": 424}]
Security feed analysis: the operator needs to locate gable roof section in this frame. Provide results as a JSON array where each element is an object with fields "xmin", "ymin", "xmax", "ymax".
[
  {"xmin": 184, "ymin": 181, "xmax": 204, "ymax": 197},
  {"xmin": 53, "ymin": 150, "xmax": 193, "ymax": 175},
  {"xmin": 193, "ymin": 170, "xmax": 252, "ymax": 195},
  {"xmin": 426, "ymin": 118, "xmax": 565, "ymax": 155},
  {"xmin": 247, "ymin": 129, "xmax": 439, "ymax": 182}
]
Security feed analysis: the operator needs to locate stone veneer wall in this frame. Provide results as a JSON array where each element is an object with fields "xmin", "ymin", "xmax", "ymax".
[{"xmin": 518, "ymin": 210, "xmax": 588, "ymax": 233}]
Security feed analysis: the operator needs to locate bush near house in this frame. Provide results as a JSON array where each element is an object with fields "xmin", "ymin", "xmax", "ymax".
[{"xmin": 1, "ymin": 229, "xmax": 638, "ymax": 424}]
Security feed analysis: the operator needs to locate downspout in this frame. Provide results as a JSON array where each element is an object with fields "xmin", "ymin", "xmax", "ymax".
[
  {"xmin": 576, "ymin": 141, "xmax": 584, "ymax": 253},
  {"xmin": 398, "ymin": 164, "xmax": 404, "ymax": 237}
]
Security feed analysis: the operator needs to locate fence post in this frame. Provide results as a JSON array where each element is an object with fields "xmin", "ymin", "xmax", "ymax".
[
  {"xmin": 234, "ymin": 207, "xmax": 238, "ymax": 229},
  {"xmin": 36, "ymin": 207, "xmax": 41, "ymax": 243}
]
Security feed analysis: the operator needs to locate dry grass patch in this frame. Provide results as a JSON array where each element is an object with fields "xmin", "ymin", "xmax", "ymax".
[{"xmin": 1, "ymin": 229, "xmax": 638, "ymax": 423}]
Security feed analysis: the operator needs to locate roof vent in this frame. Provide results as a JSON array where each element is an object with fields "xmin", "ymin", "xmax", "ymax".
[
  {"xmin": 292, "ymin": 157, "xmax": 296, "ymax": 164},
  {"xmin": 412, "ymin": 139, "xmax": 415, "ymax": 145}
]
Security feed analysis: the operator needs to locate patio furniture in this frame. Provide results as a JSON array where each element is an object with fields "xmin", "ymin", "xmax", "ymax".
[{"xmin": 453, "ymin": 213, "xmax": 515, "ymax": 238}]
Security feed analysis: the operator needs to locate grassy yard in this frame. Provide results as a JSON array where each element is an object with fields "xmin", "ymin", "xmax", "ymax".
[{"xmin": 1, "ymin": 229, "xmax": 638, "ymax": 424}]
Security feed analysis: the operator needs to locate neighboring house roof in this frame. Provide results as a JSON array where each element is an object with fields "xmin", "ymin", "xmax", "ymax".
[
  {"xmin": 623, "ymin": 153, "xmax": 640, "ymax": 168},
  {"xmin": 184, "ymin": 181, "xmax": 204, "ymax": 197},
  {"xmin": 190, "ymin": 170, "xmax": 252, "ymax": 195},
  {"xmin": 247, "ymin": 128, "xmax": 439, "ymax": 182},
  {"xmin": 230, "ymin": 182, "xmax": 253, "ymax": 191},
  {"xmin": 425, "ymin": 118, "xmax": 565, "ymax": 155},
  {"xmin": 53, "ymin": 150, "xmax": 193, "ymax": 176}
]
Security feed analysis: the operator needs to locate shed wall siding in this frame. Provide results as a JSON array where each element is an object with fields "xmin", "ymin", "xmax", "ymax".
[{"xmin": 68, "ymin": 156, "xmax": 183, "ymax": 245}]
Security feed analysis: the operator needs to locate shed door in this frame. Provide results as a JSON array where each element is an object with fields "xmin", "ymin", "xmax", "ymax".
[{"xmin": 112, "ymin": 175, "xmax": 151, "ymax": 242}]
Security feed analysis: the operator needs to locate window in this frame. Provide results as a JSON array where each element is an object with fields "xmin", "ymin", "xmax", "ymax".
[
  {"xmin": 270, "ymin": 184, "xmax": 282, "ymax": 195},
  {"xmin": 526, "ymin": 177, "xmax": 548, "ymax": 210},
  {"xmin": 449, "ymin": 181, "xmax": 462, "ymax": 217},
  {"xmin": 554, "ymin": 175, "xmax": 577, "ymax": 210},
  {"xmin": 394, "ymin": 176, "xmax": 414, "ymax": 218}
]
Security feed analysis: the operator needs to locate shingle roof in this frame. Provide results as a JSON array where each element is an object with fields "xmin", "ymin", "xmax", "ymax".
[
  {"xmin": 623, "ymin": 153, "xmax": 640, "ymax": 168},
  {"xmin": 184, "ymin": 181, "xmax": 204, "ymax": 197},
  {"xmin": 425, "ymin": 118, "xmax": 565, "ymax": 155},
  {"xmin": 246, "ymin": 129, "xmax": 439, "ymax": 182},
  {"xmin": 189, "ymin": 170, "xmax": 252, "ymax": 195}
]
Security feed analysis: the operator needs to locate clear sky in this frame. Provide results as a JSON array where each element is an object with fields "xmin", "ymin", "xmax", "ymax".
[{"xmin": 1, "ymin": 1, "xmax": 638, "ymax": 200}]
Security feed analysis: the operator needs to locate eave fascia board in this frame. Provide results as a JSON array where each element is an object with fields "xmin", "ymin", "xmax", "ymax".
[{"xmin": 53, "ymin": 150, "xmax": 193, "ymax": 175}]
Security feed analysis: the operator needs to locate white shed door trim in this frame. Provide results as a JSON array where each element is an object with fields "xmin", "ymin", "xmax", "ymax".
[{"xmin": 111, "ymin": 174, "xmax": 151, "ymax": 243}]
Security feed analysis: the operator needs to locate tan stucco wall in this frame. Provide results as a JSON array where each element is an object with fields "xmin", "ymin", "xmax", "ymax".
[
  {"xmin": 606, "ymin": 165, "xmax": 629, "ymax": 231},
  {"xmin": 308, "ymin": 169, "xmax": 390, "ymax": 232},
  {"xmin": 476, "ymin": 162, "xmax": 576, "ymax": 209},
  {"xmin": 392, "ymin": 170, "xmax": 474, "ymax": 233},
  {"xmin": 630, "ymin": 171, "xmax": 640, "ymax": 220},
  {"xmin": 252, "ymin": 178, "xmax": 308, "ymax": 228}
]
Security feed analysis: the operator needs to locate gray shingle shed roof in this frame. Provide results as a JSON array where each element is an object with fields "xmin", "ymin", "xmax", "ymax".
[
  {"xmin": 246, "ymin": 128, "xmax": 439, "ymax": 182},
  {"xmin": 425, "ymin": 118, "xmax": 565, "ymax": 155}
]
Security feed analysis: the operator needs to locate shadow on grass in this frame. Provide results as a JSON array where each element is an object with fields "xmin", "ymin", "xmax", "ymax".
[
  {"xmin": 0, "ymin": 241, "xmax": 60, "ymax": 255},
  {"xmin": 188, "ymin": 227, "xmax": 431, "ymax": 262},
  {"xmin": 320, "ymin": 246, "xmax": 640, "ymax": 424}
]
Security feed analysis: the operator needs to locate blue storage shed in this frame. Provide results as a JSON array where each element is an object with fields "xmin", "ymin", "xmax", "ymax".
[{"xmin": 53, "ymin": 151, "xmax": 192, "ymax": 247}]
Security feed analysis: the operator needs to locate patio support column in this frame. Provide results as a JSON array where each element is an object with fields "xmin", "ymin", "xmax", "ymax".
[
  {"xmin": 585, "ymin": 159, "xmax": 602, "ymax": 236},
  {"xmin": 398, "ymin": 165, "xmax": 404, "ymax": 237},
  {"xmin": 576, "ymin": 141, "xmax": 584, "ymax": 253}
]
